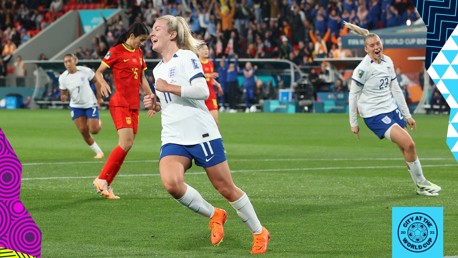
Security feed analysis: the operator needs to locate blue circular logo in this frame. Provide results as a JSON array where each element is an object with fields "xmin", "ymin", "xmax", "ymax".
[{"xmin": 397, "ymin": 212, "xmax": 438, "ymax": 253}]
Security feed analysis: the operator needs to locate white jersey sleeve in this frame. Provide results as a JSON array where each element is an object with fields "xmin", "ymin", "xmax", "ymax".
[
  {"xmin": 58, "ymin": 66, "xmax": 97, "ymax": 108},
  {"xmin": 350, "ymin": 55, "xmax": 398, "ymax": 118},
  {"xmin": 153, "ymin": 49, "xmax": 221, "ymax": 146}
]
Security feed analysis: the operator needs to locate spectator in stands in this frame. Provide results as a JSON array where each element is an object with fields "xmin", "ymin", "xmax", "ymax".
[
  {"xmin": 216, "ymin": 55, "xmax": 228, "ymax": 111},
  {"xmin": 50, "ymin": 0, "xmax": 63, "ymax": 13},
  {"xmin": 189, "ymin": 2, "xmax": 202, "ymax": 34},
  {"xmin": 206, "ymin": 13, "xmax": 218, "ymax": 42},
  {"xmin": 290, "ymin": 4, "xmax": 307, "ymax": 46},
  {"xmin": 224, "ymin": 29, "xmax": 238, "ymax": 56},
  {"xmin": 281, "ymin": 19, "xmax": 291, "ymax": 41},
  {"xmin": 22, "ymin": 96, "xmax": 31, "ymax": 108},
  {"xmin": 368, "ymin": 0, "xmax": 381, "ymax": 29},
  {"xmin": 93, "ymin": 22, "xmax": 153, "ymax": 200},
  {"xmin": 214, "ymin": 0, "xmax": 236, "ymax": 51},
  {"xmin": 0, "ymin": 57, "xmax": 7, "ymax": 86},
  {"xmin": 402, "ymin": 5, "xmax": 420, "ymax": 25},
  {"xmin": 251, "ymin": 0, "xmax": 262, "ymax": 24},
  {"xmin": 386, "ymin": 5, "xmax": 402, "ymax": 27},
  {"xmin": 267, "ymin": 0, "xmax": 280, "ymax": 20},
  {"xmin": 353, "ymin": 2, "xmax": 372, "ymax": 29},
  {"xmin": 3, "ymin": 2, "xmax": 15, "ymax": 28},
  {"xmin": 309, "ymin": 29, "xmax": 329, "ymax": 58},
  {"xmin": 246, "ymin": 42, "xmax": 257, "ymax": 58},
  {"xmin": 10, "ymin": 28, "xmax": 21, "ymax": 48},
  {"xmin": 13, "ymin": 55, "xmax": 27, "ymax": 87},
  {"xmin": 346, "ymin": 22, "xmax": 441, "ymax": 197},
  {"xmin": 38, "ymin": 53, "xmax": 48, "ymax": 60},
  {"xmin": 226, "ymin": 54, "xmax": 240, "ymax": 113},
  {"xmin": 313, "ymin": 6, "xmax": 328, "ymax": 37},
  {"xmin": 31, "ymin": 10, "xmax": 44, "ymax": 30},
  {"xmin": 341, "ymin": 8, "xmax": 351, "ymax": 24},
  {"xmin": 242, "ymin": 61, "xmax": 257, "ymax": 113},
  {"xmin": 396, "ymin": 66, "xmax": 411, "ymax": 103},
  {"xmin": 318, "ymin": 61, "xmax": 335, "ymax": 91},
  {"xmin": 20, "ymin": 28, "xmax": 30, "ymax": 43},
  {"xmin": 304, "ymin": 40, "xmax": 315, "ymax": 63},
  {"xmin": 429, "ymin": 87, "xmax": 448, "ymax": 114},
  {"xmin": 84, "ymin": 48, "xmax": 94, "ymax": 59},
  {"xmin": 279, "ymin": 35, "xmax": 292, "ymax": 60},
  {"xmin": 59, "ymin": 53, "xmax": 104, "ymax": 160},
  {"xmin": 331, "ymin": 37, "xmax": 352, "ymax": 58},
  {"xmin": 143, "ymin": 2, "xmax": 158, "ymax": 26},
  {"xmin": 334, "ymin": 78, "xmax": 347, "ymax": 93},
  {"xmin": 2, "ymin": 39, "xmax": 17, "ymax": 56},
  {"xmin": 342, "ymin": 0, "xmax": 356, "ymax": 14},
  {"xmin": 327, "ymin": 7, "xmax": 342, "ymax": 38},
  {"xmin": 75, "ymin": 47, "xmax": 85, "ymax": 59},
  {"xmin": 197, "ymin": 2, "xmax": 213, "ymax": 38},
  {"xmin": 290, "ymin": 43, "xmax": 302, "ymax": 65}
]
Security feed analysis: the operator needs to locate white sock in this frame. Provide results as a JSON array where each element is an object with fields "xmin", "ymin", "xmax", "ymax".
[
  {"xmin": 176, "ymin": 184, "xmax": 214, "ymax": 218},
  {"xmin": 89, "ymin": 142, "xmax": 103, "ymax": 154},
  {"xmin": 406, "ymin": 158, "xmax": 427, "ymax": 184},
  {"xmin": 230, "ymin": 193, "xmax": 262, "ymax": 234}
]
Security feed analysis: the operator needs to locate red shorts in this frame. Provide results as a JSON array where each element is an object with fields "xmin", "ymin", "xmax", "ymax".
[
  {"xmin": 205, "ymin": 97, "xmax": 218, "ymax": 111},
  {"xmin": 109, "ymin": 106, "xmax": 139, "ymax": 134}
]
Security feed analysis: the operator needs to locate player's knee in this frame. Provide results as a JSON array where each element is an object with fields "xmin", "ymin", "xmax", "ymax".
[
  {"xmin": 162, "ymin": 181, "xmax": 183, "ymax": 198},
  {"xmin": 79, "ymin": 128, "xmax": 89, "ymax": 135},
  {"xmin": 402, "ymin": 140, "xmax": 416, "ymax": 153},
  {"xmin": 215, "ymin": 184, "xmax": 237, "ymax": 200},
  {"xmin": 89, "ymin": 127, "xmax": 100, "ymax": 134},
  {"xmin": 119, "ymin": 140, "xmax": 134, "ymax": 151}
]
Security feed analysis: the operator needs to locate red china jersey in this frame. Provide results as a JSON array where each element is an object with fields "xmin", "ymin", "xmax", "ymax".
[
  {"xmin": 200, "ymin": 60, "xmax": 218, "ymax": 111},
  {"xmin": 102, "ymin": 43, "xmax": 147, "ymax": 110}
]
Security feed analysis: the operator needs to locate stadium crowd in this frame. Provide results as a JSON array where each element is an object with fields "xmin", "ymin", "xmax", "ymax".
[
  {"xmin": 1, "ymin": 0, "xmax": 421, "ymax": 64},
  {"xmin": 1, "ymin": 0, "xmax": 437, "ymax": 112}
]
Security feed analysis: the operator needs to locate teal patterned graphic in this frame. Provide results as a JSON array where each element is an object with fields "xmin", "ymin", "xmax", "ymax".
[
  {"xmin": 427, "ymin": 26, "xmax": 458, "ymax": 161},
  {"xmin": 415, "ymin": 0, "xmax": 458, "ymax": 162},
  {"xmin": 413, "ymin": 0, "xmax": 458, "ymax": 69}
]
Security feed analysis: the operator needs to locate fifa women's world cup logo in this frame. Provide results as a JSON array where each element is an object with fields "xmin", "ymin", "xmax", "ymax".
[{"xmin": 397, "ymin": 212, "xmax": 438, "ymax": 253}]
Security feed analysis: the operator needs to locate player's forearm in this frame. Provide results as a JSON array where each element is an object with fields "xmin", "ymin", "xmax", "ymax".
[
  {"xmin": 93, "ymin": 80, "xmax": 102, "ymax": 99},
  {"xmin": 60, "ymin": 91, "xmax": 68, "ymax": 102},
  {"xmin": 348, "ymin": 81, "xmax": 360, "ymax": 127},
  {"xmin": 141, "ymin": 79, "xmax": 153, "ymax": 95},
  {"xmin": 181, "ymin": 77, "xmax": 209, "ymax": 99}
]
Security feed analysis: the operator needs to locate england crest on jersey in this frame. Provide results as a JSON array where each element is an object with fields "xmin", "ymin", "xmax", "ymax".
[{"xmin": 169, "ymin": 67, "xmax": 176, "ymax": 78}]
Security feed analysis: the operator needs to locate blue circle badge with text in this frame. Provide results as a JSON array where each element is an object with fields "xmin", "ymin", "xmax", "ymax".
[{"xmin": 397, "ymin": 212, "xmax": 438, "ymax": 253}]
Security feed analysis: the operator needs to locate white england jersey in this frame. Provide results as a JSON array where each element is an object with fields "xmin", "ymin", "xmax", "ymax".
[
  {"xmin": 351, "ymin": 55, "xmax": 398, "ymax": 118},
  {"xmin": 153, "ymin": 49, "xmax": 221, "ymax": 146},
  {"xmin": 59, "ymin": 66, "xmax": 97, "ymax": 108}
]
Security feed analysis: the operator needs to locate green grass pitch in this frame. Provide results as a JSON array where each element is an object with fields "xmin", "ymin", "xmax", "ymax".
[{"xmin": 1, "ymin": 109, "xmax": 457, "ymax": 257}]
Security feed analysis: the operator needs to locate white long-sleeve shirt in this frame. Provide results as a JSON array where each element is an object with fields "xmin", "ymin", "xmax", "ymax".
[
  {"xmin": 153, "ymin": 49, "xmax": 221, "ymax": 146},
  {"xmin": 349, "ymin": 55, "xmax": 411, "ymax": 127}
]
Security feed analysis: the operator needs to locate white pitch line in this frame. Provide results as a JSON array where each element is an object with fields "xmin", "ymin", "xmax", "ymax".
[
  {"xmin": 21, "ymin": 163, "xmax": 457, "ymax": 181},
  {"xmin": 20, "ymin": 157, "xmax": 455, "ymax": 166}
]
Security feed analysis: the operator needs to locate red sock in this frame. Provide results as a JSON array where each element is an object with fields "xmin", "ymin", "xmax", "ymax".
[{"xmin": 98, "ymin": 146, "xmax": 128, "ymax": 185}]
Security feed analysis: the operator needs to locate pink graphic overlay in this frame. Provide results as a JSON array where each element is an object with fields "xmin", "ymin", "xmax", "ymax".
[{"xmin": 0, "ymin": 129, "xmax": 41, "ymax": 257}]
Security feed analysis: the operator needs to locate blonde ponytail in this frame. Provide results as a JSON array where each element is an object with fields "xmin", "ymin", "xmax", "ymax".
[
  {"xmin": 343, "ymin": 21, "xmax": 370, "ymax": 37},
  {"xmin": 343, "ymin": 21, "xmax": 379, "ymax": 46}
]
